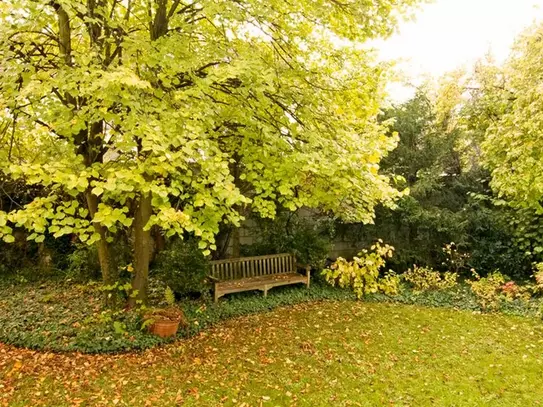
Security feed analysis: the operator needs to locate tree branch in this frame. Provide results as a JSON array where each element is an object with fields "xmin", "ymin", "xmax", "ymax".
[{"xmin": 51, "ymin": 1, "xmax": 72, "ymax": 65}]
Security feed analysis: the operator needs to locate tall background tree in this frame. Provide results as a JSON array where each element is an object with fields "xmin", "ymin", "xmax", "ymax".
[
  {"xmin": 459, "ymin": 24, "xmax": 543, "ymax": 265},
  {"xmin": 332, "ymin": 75, "xmax": 531, "ymax": 277},
  {"xmin": 0, "ymin": 0, "xmax": 421, "ymax": 305},
  {"xmin": 478, "ymin": 24, "xmax": 543, "ymax": 212}
]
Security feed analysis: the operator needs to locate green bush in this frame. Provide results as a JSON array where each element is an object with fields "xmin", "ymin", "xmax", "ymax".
[
  {"xmin": 64, "ymin": 236, "xmax": 132, "ymax": 282},
  {"xmin": 241, "ymin": 212, "xmax": 333, "ymax": 273},
  {"xmin": 402, "ymin": 265, "xmax": 458, "ymax": 292},
  {"xmin": 152, "ymin": 238, "xmax": 210, "ymax": 298},
  {"xmin": 0, "ymin": 233, "xmax": 73, "ymax": 278},
  {"xmin": 333, "ymin": 92, "xmax": 532, "ymax": 279},
  {"xmin": 322, "ymin": 241, "xmax": 400, "ymax": 298},
  {"xmin": 467, "ymin": 271, "xmax": 532, "ymax": 311},
  {"xmin": 65, "ymin": 244, "xmax": 101, "ymax": 280},
  {"xmin": 465, "ymin": 204, "xmax": 530, "ymax": 279}
]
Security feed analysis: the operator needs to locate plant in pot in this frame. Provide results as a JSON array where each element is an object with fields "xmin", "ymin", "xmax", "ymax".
[{"xmin": 143, "ymin": 287, "xmax": 186, "ymax": 338}]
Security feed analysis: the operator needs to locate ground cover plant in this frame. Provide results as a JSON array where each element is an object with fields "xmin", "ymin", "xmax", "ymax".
[
  {"xmin": 2, "ymin": 267, "xmax": 543, "ymax": 354},
  {"xmin": 0, "ymin": 279, "xmax": 358, "ymax": 353},
  {"xmin": 3, "ymin": 300, "xmax": 543, "ymax": 406}
]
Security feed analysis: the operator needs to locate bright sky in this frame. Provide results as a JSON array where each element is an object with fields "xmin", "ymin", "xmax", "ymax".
[{"xmin": 378, "ymin": 0, "xmax": 543, "ymax": 101}]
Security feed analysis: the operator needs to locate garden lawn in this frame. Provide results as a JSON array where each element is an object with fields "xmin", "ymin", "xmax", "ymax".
[{"xmin": 2, "ymin": 301, "xmax": 543, "ymax": 407}]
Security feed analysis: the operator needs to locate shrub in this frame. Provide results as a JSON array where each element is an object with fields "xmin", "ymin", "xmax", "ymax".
[
  {"xmin": 241, "ymin": 212, "xmax": 333, "ymax": 273},
  {"xmin": 65, "ymin": 235, "xmax": 132, "ymax": 282},
  {"xmin": 467, "ymin": 271, "xmax": 505, "ymax": 310},
  {"xmin": 466, "ymin": 271, "xmax": 530, "ymax": 310},
  {"xmin": 466, "ymin": 205, "xmax": 531, "ymax": 279},
  {"xmin": 501, "ymin": 281, "xmax": 520, "ymax": 300},
  {"xmin": 0, "ymin": 233, "xmax": 73, "ymax": 279},
  {"xmin": 322, "ymin": 240, "xmax": 400, "ymax": 298},
  {"xmin": 152, "ymin": 238, "xmax": 210, "ymax": 298},
  {"xmin": 533, "ymin": 262, "xmax": 543, "ymax": 294},
  {"xmin": 402, "ymin": 265, "xmax": 458, "ymax": 292},
  {"xmin": 442, "ymin": 242, "xmax": 470, "ymax": 274},
  {"xmin": 65, "ymin": 244, "xmax": 101, "ymax": 280}
]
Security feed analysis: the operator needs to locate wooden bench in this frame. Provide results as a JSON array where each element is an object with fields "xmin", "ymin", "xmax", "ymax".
[{"xmin": 209, "ymin": 253, "xmax": 310, "ymax": 302}]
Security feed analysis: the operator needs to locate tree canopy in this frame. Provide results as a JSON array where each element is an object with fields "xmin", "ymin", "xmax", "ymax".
[
  {"xmin": 471, "ymin": 25, "xmax": 543, "ymax": 213},
  {"xmin": 0, "ymin": 0, "xmax": 420, "ymax": 304}
]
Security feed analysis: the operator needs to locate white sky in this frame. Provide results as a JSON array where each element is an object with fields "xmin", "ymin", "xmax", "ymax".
[{"xmin": 378, "ymin": 0, "xmax": 543, "ymax": 101}]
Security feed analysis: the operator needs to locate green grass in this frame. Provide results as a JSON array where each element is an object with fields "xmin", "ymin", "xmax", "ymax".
[{"xmin": 2, "ymin": 300, "xmax": 543, "ymax": 406}]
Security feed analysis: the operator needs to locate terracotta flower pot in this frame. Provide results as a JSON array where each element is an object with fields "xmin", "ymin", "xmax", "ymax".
[
  {"xmin": 145, "ymin": 307, "xmax": 185, "ymax": 338},
  {"xmin": 149, "ymin": 319, "xmax": 181, "ymax": 338}
]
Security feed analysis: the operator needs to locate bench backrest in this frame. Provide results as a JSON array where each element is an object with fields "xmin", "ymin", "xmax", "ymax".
[{"xmin": 210, "ymin": 253, "xmax": 296, "ymax": 281}]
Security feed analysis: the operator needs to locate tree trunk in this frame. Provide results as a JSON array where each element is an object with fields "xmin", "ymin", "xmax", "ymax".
[
  {"xmin": 231, "ymin": 226, "xmax": 241, "ymax": 258},
  {"xmin": 151, "ymin": 225, "xmax": 166, "ymax": 263},
  {"xmin": 37, "ymin": 242, "xmax": 53, "ymax": 271},
  {"xmin": 213, "ymin": 226, "xmax": 232, "ymax": 259},
  {"xmin": 54, "ymin": 1, "xmax": 72, "ymax": 66},
  {"xmin": 128, "ymin": 192, "xmax": 152, "ymax": 308},
  {"xmin": 230, "ymin": 152, "xmax": 243, "ymax": 259},
  {"xmin": 85, "ymin": 190, "xmax": 117, "ymax": 306}
]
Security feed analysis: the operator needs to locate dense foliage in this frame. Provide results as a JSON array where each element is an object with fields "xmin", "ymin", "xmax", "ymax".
[
  {"xmin": 152, "ymin": 238, "xmax": 210, "ymax": 298},
  {"xmin": 478, "ymin": 26, "xmax": 543, "ymax": 214},
  {"xmin": 402, "ymin": 265, "xmax": 458, "ymax": 292},
  {"xmin": 323, "ymin": 240, "xmax": 400, "ymax": 298},
  {"xmin": 336, "ymin": 83, "xmax": 533, "ymax": 277},
  {"xmin": 241, "ymin": 212, "xmax": 334, "ymax": 271},
  {"xmin": 4, "ymin": 2, "xmax": 543, "ymax": 362},
  {"xmin": 450, "ymin": 25, "xmax": 543, "ymax": 268}
]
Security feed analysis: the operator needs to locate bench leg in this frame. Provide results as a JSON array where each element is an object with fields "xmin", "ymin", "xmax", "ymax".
[
  {"xmin": 263, "ymin": 286, "xmax": 268, "ymax": 298},
  {"xmin": 214, "ymin": 283, "xmax": 220, "ymax": 303},
  {"xmin": 306, "ymin": 267, "xmax": 311, "ymax": 289}
]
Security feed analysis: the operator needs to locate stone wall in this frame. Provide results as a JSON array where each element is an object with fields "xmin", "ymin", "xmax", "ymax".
[{"xmin": 227, "ymin": 213, "xmax": 365, "ymax": 260}]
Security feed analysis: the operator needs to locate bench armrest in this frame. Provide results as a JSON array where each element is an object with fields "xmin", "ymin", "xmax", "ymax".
[{"xmin": 207, "ymin": 275, "xmax": 220, "ymax": 282}]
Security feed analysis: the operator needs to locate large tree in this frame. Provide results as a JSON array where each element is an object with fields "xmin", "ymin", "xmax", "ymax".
[
  {"xmin": 479, "ymin": 24, "xmax": 543, "ymax": 213},
  {"xmin": 0, "ymin": 0, "xmax": 419, "ymax": 306}
]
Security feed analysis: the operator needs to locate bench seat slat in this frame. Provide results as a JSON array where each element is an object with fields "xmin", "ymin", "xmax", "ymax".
[
  {"xmin": 215, "ymin": 273, "xmax": 307, "ymax": 296},
  {"xmin": 217, "ymin": 273, "xmax": 306, "ymax": 290}
]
